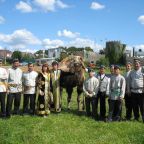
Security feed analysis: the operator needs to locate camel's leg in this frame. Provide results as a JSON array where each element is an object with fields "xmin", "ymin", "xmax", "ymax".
[
  {"xmin": 77, "ymin": 85, "xmax": 84, "ymax": 111},
  {"xmin": 66, "ymin": 87, "xmax": 73, "ymax": 110}
]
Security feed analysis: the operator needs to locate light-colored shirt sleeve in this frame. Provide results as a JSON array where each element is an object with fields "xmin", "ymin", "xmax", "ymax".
[
  {"xmin": 83, "ymin": 80, "xmax": 89, "ymax": 96},
  {"xmin": 93, "ymin": 78, "xmax": 99, "ymax": 95},
  {"xmin": 0, "ymin": 69, "xmax": 8, "ymax": 80},
  {"xmin": 106, "ymin": 77, "xmax": 110, "ymax": 95},
  {"xmin": 109, "ymin": 78, "xmax": 112, "ymax": 99},
  {"xmin": 120, "ymin": 77, "xmax": 126, "ymax": 98}
]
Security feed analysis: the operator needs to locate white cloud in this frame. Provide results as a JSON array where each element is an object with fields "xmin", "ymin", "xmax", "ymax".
[
  {"xmin": 56, "ymin": 0, "xmax": 69, "ymax": 8},
  {"xmin": 135, "ymin": 44, "xmax": 144, "ymax": 51},
  {"xmin": 67, "ymin": 38, "xmax": 103, "ymax": 51},
  {"xmin": 0, "ymin": 45, "xmax": 3, "ymax": 49},
  {"xmin": 0, "ymin": 16, "xmax": 5, "ymax": 24},
  {"xmin": 33, "ymin": 0, "xmax": 55, "ymax": 12},
  {"xmin": 16, "ymin": 1, "xmax": 33, "ymax": 13},
  {"xmin": 42, "ymin": 37, "xmax": 102, "ymax": 52},
  {"xmin": 0, "ymin": 29, "xmax": 41, "ymax": 49},
  {"xmin": 43, "ymin": 38, "xmax": 64, "ymax": 48},
  {"xmin": 138, "ymin": 15, "xmax": 144, "ymax": 25},
  {"xmin": 21, "ymin": 48, "xmax": 37, "ymax": 53},
  {"xmin": 58, "ymin": 29, "xmax": 80, "ymax": 38},
  {"xmin": 33, "ymin": 0, "xmax": 69, "ymax": 12},
  {"xmin": 126, "ymin": 44, "xmax": 144, "ymax": 54},
  {"xmin": 42, "ymin": 37, "xmax": 103, "ymax": 52},
  {"xmin": 90, "ymin": 2, "xmax": 105, "ymax": 10},
  {"xmin": 16, "ymin": 0, "xmax": 69, "ymax": 13}
]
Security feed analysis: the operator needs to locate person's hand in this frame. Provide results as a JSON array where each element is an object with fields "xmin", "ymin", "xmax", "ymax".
[
  {"xmin": 85, "ymin": 91, "xmax": 89, "ymax": 96},
  {"xmin": 6, "ymin": 89, "xmax": 9, "ymax": 95},
  {"xmin": 40, "ymin": 90, "xmax": 44, "ymax": 96},
  {"xmin": 88, "ymin": 90, "xmax": 93, "ymax": 94},
  {"xmin": 89, "ymin": 93, "xmax": 93, "ymax": 97}
]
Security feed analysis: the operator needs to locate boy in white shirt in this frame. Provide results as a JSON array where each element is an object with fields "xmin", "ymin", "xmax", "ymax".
[
  {"xmin": 22, "ymin": 62, "xmax": 38, "ymax": 115},
  {"xmin": 83, "ymin": 69, "xmax": 99, "ymax": 120},
  {"xmin": 124, "ymin": 62, "xmax": 133, "ymax": 120},
  {"xmin": 108, "ymin": 65, "xmax": 126, "ymax": 122},
  {"xmin": 96, "ymin": 65, "xmax": 110, "ymax": 121}
]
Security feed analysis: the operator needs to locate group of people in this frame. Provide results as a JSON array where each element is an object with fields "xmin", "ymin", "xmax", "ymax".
[
  {"xmin": 0, "ymin": 58, "xmax": 143, "ymax": 123},
  {"xmin": 0, "ymin": 59, "xmax": 62, "ymax": 118},
  {"xmin": 84, "ymin": 59, "xmax": 144, "ymax": 122}
]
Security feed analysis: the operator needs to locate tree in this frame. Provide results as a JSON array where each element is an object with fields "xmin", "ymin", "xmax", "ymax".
[
  {"xmin": 35, "ymin": 50, "xmax": 48, "ymax": 58},
  {"xmin": 96, "ymin": 57, "xmax": 109, "ymax": 66},
  {"xmin": 22, "ymin": 53, "xmax": 35, "ymax": 62},
  {"xmin": 105, "ymin": 41, "xmax": 126, "ymax": 64},
  {"xmin": 12, "ymin": 51, "xmax": 22, "ymax": 61},
  {"xmin": 99, "ymin": 49, "xmax": 105, "ymax": 55},
  {"xmin": 60, "ymin": 46, "xmax": 93, "ymax": 53},
  {"xmin": 85, "ymin": 47, "xmax": 93, "ymax": 52}
]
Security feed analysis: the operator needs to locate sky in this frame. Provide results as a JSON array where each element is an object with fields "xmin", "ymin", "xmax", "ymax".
[{"xmin": 0, "ymin": 0, "xmax": 144, "ymax": 53}]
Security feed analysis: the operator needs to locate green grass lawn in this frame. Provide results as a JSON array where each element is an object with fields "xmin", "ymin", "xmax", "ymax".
[{"xmin": 0, "ymin": 88, "xmax": 144, "ymax": 144}]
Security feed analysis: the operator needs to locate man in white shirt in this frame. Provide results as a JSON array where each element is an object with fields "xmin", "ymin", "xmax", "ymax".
[
  {"xmin": 0, "ymin": 59, "xmax": 8, "ymax": 117},
  {"xmin": 22, "ymin": 62, "xmax": 38, "ymax": 115},
  {"xmin": 108, "ymin": 65, "xmax": 126, "ymax": 122},
  {"xmin": 6, "ymin": 59, "xmax": 23, "ymax": 118},
  {"xmin": 128, "ymin": 59, "xmax": 144, "ymax": 122},
  {"xmin": 124, "ymin": 62, "xmax": 133, "ymax": 120},
  {"xmin": 96, "ymin": 65, "xmax": 110, "ymax": 121},
  {"xmin": 83, "ymin": 69, "xmax": 99, "ymax": 120}
]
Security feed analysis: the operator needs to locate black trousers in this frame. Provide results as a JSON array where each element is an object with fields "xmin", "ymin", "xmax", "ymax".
[
  {"xmin": 6, "ymin": 92, "xmax": 21, "ymax": 116},
  {"xmin": 85, "ymin": 97, "xmax": 98, "ymax": 119},
  {"xmin": 23, "ymin": 94, "xmax": 36, "ymax": 114},
  {"xmin": 108, "ymin": 99, "xmax": 122, "ymax": 120},
  {"xmin": 0, "ymin": 92, "xmax": 6, "ymax": 116},
  {"xmin": 125, "ymin": 93, "xmax": 133, "ymax": 119},
  {"xmin": 131, "ymin": 92, "xmax": 144, "ymax": 120},
  {"xmin": 97, "ymin": 91, "xmax": 106, "ymax": 118}
]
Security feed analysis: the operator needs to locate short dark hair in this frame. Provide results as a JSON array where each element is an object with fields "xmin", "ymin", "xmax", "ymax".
[
  {"xmin": 88, "ymin": 69, "xmax": 94, "ymax": 73},
  {"xmin": 52, "ymin": 61, "xmax": 58, "ymax": 66},
  {"xmin": 114, "ymin": 65, "xmax": 120, "ymax": 70},
  {"xmin": 99, "ymin": 65, "xmax": 105, "ymax": 69},
  {"xmin": 28, "ymin": 62, "xmax": 34, "ymax": 66},
  {"xmin": 126, "ymin": 62, "xmax": 132, "ymax": 66},
  {"xmin": 110, "ymin": 64, "xmax": 114, "ymax": 68},
  {"xmin": 13, "ymin": 59, "xmax": 19, "ymax": 63},
  {"xmin": 134, "ymin": 59, "xmax": 141, "ymax": 64}
]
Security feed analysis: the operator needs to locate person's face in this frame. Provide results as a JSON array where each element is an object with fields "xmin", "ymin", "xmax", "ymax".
[
  {"xmin": 99, "ymin": 68, "xmax": 105, "ymax": 74},
  {"xmin": 13, "ymin": 61, "xmax": 19, "ymax": 68},
  {"xmin": 28, "ymin": 64, "xmax": 34, "ymax": 72},
  {"xmin": 114, "ymin": 68, "xmax": 120, "ymax": 75},
  {"xmin": 126, "ymin": 64, "xmax": 131, "ymax": 71},
  {"xmin": 89, "ymin": 72, "xmax": 94, "ymax": 77},
  {"xmin": 110, "ymin": 67, "xmax": 114, "ymax": 74},
  {"xmin": 42, "ymin": 66, "xmax": 48, "ymax": 73},
  {"xmin": 134, "ymin": 62, "xmax": 140, "ymax": 70},
  {"xmin": 53, "ymin": 64, "xmax": 58, "ymax": 70}
]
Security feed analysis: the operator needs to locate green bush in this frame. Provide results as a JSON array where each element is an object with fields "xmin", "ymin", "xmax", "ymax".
[{"xmin": 96, "ymin": 57, "xmax": 110, "ymax": 67}]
